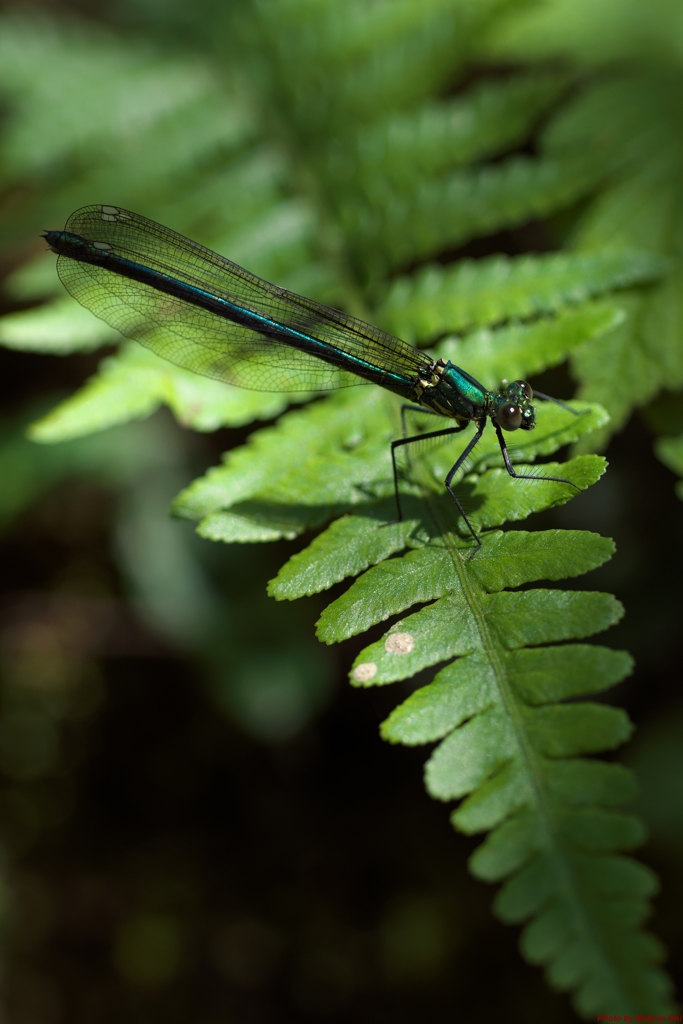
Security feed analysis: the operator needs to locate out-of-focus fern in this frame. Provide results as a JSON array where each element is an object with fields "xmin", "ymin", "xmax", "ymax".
[
  {"xmin": 379, "ymin": 250, "xmax": 666, "ymax": 343},
  {"xmin": 340, "ymin": 71, "xmax": 571, "ymax": 187},
  {"xmin": 0, "ymin": 0, "xmax": 675, "ymax": 1017},
  {"xmin": 487, "ymin": 0, "xmax": 683, "ymax": 455},
  {"xmin": 655, "ymin": 434, "xmax": 683, "ymax": 502}
]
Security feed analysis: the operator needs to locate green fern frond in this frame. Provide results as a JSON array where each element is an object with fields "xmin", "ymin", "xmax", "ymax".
[
  {"xmin": 569, "ymin": 261, "xmax": 683, "ymax": 455},
  {"xmin": 487, "ymin": 0, "xmax": 683, "ymax": 76},
  {"xmin": 27, "ymin": 344, "xmax": 296, "ymax": 442},
  {"xmin": 435, "ymin": 303, "xmax": 622, "ymax": 386},
  {"xmin": 480, "ymin": 40, "xmax": 683, "ymax": 452},
  {"xmin": 344, "ymin": 155, "xmax": 602, "ymax": 276},
  {"xmin": 654, "ymin": 433, "xmax": 683, "ymax": 501},
  {"xmin": 541, "ymin": 75, "xmax": 683, "ymax": 450},
  {"xmin": 0, "ymin": 16, "xmax": 254, "ymax": 246},
  {"xmin": 378, "ymin": 251, "xmax": 665, "ymax": 342},
  {"xmin": 172, "ymin": 385, "xmax": 607, "ymax": 541},
  {"xmin": 0, "ymin": 17, "xmax": 226, "ymax": 175},
  {"xmin": 23, "ymin": 295, "xmax": 616, "ymax": 443},
  {"xmin": 0, "ymin": 4, "xmax": 673, "ymax": 1016},
  {"xmin": 478, "ymin": 3, "xmax": 683, "ymax": 456},
  {"xmin": 264, "ymin": 493, "xmax": 671, "ymax": 1015},
  {"xmin": 167, "ymin": 350, "xmax": 670, "ymax": 1015},
  {"xmin": 333, "ymin": 71, "xmax": 570, "ymax": 192},
  {"xmin": 252, "ymin": 412, "xmax": 671, "ymax": 1016},
  {"xmin": 256, "ymin": 0, "xmax": 510, "ymax": 127},
  {"xmin": 259, "ymin": 0, "xmax": 461, "ymax": 65}
]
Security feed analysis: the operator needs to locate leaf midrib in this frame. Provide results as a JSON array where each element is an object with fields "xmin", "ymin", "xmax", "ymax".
[{"xmin": 425, "ymin": 493, "xmax": 638, "ymax": 1009}]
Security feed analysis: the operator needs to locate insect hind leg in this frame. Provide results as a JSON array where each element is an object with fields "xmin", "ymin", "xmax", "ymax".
[{"xmin": 400, "ymin": 403, "xmax": 444, "ymax": 438}]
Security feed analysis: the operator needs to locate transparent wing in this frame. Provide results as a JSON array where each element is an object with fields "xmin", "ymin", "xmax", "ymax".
[
  {"xmin": 57, "ymin": 255, "xmax": 357, "ymax": 392},
  {"xmin": 57, "ymin": 204, "xmax": 428, "ymax": 393}
]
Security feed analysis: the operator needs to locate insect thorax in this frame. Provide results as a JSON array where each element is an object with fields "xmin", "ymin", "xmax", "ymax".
[{"xmin": 413, "ymin": 358, "xmax": 488, "ymax": 422}]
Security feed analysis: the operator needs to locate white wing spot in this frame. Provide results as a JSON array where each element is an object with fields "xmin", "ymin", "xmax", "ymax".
[
  {"xmin": 101, "ymin": 206, "xmax": 120, "ymax": 221},
  {"xmin": 93, "ymin": 241, "xmax": 111, "ymax": 250},
  {"xmin": 352, "ymin": 662, "xmax": 377, "ymax": 683},
  {"xmin": 385, "ymin": 632, "xmax": 414, "ymax": 654}
]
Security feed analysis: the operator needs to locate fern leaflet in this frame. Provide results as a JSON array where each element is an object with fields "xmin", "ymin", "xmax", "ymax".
[{"xmin": 174, "ymin": 383, "xmax": 672, "ymax": 1017}]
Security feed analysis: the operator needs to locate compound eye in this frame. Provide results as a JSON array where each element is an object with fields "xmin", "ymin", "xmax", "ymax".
[
  {"xmin": 496, "ymin": 403, "xmax": 522, "ymax": 431},
  {"xmin": 514, "ymin": 379, "xmax": 533, "ymax": 400}
]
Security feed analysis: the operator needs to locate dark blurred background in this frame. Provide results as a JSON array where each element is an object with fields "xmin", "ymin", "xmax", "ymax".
[{"xmin": 1, "ymin": 1, "xmax": 683, "ymax": 1022}]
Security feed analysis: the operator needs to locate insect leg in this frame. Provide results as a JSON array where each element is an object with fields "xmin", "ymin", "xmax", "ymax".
[
  {"xmin": 443, "ymin": 421, "xmax": 487, "ymax": 545},
  {"xmin": 400, "ymin": 403, "xmax": 443, "ymax": 438},
  {"xmin": 399, "ymin": 405, "xmax": 446, "ymax": 473},
  {"xmin": 532, "ymin": 390, "xmax": 581, "ymax": 415},
  {"xmin": 391, "ymin": 423, "xmax": 468, "ymax": 522},
  {"xmin": 493, "ymin": 421, "xmax": 583, "ymax": 492}
]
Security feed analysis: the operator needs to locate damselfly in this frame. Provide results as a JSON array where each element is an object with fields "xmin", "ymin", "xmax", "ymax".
[{"xmin": 44, "ymin": 204, "xmax": 580, "ymax": 545}]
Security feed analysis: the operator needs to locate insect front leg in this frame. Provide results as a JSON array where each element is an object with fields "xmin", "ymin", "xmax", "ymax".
[
  {"xmin": 493, "ymin": 421, "xmax": 583, "ymax": 492},
  {"xmin": 532, "ymin": 390, "xmax": 582, "ymax": 416}
]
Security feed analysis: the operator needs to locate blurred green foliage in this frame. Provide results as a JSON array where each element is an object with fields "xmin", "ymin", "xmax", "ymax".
[{"xmin": 1, "ymin": 0, "xmax": 683, "ymax": 1021}]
